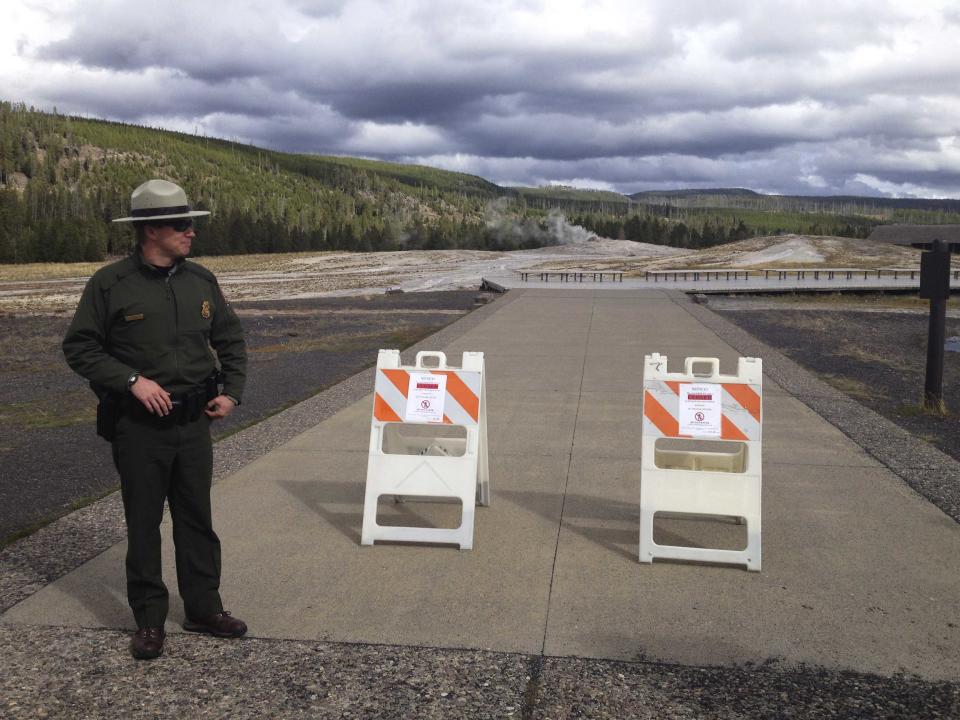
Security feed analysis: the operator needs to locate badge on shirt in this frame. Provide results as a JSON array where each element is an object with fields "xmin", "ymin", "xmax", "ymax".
[{"xmin": 201, "ymin": 300, "xmax": 211, "ymax": 319}]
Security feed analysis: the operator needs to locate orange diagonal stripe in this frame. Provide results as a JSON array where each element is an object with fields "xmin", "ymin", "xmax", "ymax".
[
  {"xmin": 436, "ymin": 371, "xmax": 480, "ymax": 421},
  {"xmin": 721, "ymin": 415, "xmax": 749, "ymax": 441},
  {"xmin": 644, "ymin": 391, "xmax": 679, "ymax": 437},
  {"xmin": 665, "ymin": 381, "xmax": 681, "ymax": 395},
  {"xmin": 382, "ymin": 369, "xmax": 410, "ymax": 397},
  {"xmin": 724, "ymin": 384, "xmax": 761, "ymax": 423},
  {"xmin": 374, "ymin": 393, "xmax": 402, "ymax": 422},
  {"xmin": 442, "ymin": 414, "xmax": 453, "ymax": 425}
]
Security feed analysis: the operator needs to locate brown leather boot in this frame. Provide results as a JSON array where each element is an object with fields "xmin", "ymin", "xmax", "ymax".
[
  {"xmin": 130, "ymin": 627, "xmax": 165, "ymax": 660},
  {"xmin": 183, "ymin": 610, "xmax": 247, "ymax": 638}
]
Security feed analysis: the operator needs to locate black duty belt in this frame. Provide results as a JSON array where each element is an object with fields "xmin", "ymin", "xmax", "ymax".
[{"xmin": 125, "ymin": 385, "xmax": 212, "ymax": 425}]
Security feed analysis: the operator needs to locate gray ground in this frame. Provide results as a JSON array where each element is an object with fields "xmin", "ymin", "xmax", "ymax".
[{"xmin": 2, "ymin": 289, "xmax": 959, "ymax": 719}]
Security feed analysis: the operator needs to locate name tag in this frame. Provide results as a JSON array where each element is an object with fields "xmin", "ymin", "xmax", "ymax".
[{"xmin": 124, "ymin": 313, "xmax": 145, "ymax": 322}]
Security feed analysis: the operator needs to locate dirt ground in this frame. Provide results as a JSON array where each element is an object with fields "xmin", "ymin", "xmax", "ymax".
[
  {"xmin": 0, "ymin": 291, "xmax": 483, "ymax": 545},
  {"xmin": 710, "ymin": 294, "xmax": 960, "ymax": 463}
]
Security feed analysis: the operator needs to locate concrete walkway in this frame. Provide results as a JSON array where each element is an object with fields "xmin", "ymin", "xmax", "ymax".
[{"xmin": 4, "ymin": 289, "xmax": 960, "ymax": 690}]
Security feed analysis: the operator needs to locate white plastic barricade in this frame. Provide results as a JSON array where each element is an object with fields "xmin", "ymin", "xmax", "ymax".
[
  {"xmin": 640, "ymin": 354, "xmax": 762, "ymax": 571},
  {"xmin": 361, "ymin": 349, "xmax": 489, "ymax": 549}
]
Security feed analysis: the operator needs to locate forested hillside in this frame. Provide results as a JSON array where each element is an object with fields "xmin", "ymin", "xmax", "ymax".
[
  {"xmin": 2, "ymin": 102, "xmax": 959, "ymax": 263},
  {"xmin": 0, "ymin": 102, "xmax": 519, "ymax": 263}
]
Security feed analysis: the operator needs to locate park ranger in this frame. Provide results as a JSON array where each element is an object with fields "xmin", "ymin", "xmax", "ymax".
[{"xmin": 62, "ymin": 179, "xmax": 248, "ymax": 660}]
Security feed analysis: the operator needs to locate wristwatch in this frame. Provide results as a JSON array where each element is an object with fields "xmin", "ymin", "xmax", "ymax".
[{"xmin": 126, "ymin": 372, "xmax": 140, "ymax": 391}]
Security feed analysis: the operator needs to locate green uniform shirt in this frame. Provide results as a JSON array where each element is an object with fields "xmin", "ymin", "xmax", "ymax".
[{"xmin": 63, "ymin": 249, "xmax": 247, "ymax": 401}]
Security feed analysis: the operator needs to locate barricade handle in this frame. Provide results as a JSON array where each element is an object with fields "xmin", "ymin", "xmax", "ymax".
[
  {"xmin": 684, "ymin": 357, "xmax": 720, "ymax": 377},
  {"xmin": 415, "ymin": 351, "xmax": 447, "ymax": 369}
]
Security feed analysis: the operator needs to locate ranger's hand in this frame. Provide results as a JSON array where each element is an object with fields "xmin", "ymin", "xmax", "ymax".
[
  {"xmin": 131, "ymin": 376, "xmax": 173, "ymax": 416},
  {"xmin": 204, "ymin": 395, "xmax": 236, "ymax": 420}
]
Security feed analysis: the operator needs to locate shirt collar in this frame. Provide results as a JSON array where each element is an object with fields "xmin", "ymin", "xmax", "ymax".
[{"xmin": 133, "ymin": 247, "xmax": 184, "ymax": 276}]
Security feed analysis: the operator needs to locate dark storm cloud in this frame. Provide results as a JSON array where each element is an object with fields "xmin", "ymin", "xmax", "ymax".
[
  {"xmin": 451, "ymin": 114, "xmax": 810, "ymax": 162},
  {"xmin": 36, "ymin": 2, "xmax": 290, "ymax": 83},
  {"xmin": 201, "ymin": 110, "xmax": 352, "ymax": 154},
  {"xmin": 27, "ymin": 70, "xmax": 302, "ymax": 126},
  {"xmin": 320, "ymin": 81, "xmax": 498, "ymax": 125},
  {"xmin": 9, "ymin": 0, "xmax": 960, "ymax": 197}
]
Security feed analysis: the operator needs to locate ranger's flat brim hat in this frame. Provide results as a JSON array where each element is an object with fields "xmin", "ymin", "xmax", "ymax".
[{"xmin": 113, "ymin": 179, "xmax": 211, "ymax": 223}]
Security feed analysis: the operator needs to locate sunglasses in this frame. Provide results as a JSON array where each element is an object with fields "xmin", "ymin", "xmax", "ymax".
[{"xmin": 164, "ymin": 218, "xmax": 194, "ymax": 232}]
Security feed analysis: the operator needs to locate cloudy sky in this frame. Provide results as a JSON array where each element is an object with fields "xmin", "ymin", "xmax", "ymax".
[{"xmin": 4, "ymin": 0, "xmax": 960, "ymax": 197}]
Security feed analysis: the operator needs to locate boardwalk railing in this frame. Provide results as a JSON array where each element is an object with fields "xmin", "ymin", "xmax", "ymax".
[
  {"xmin": 646, "ymin": 268, "xmax": 938, "ymax": 282},
  {"xmin": 646, "ymin": 270, "xmax": 750, "ymax": 282},
  {"xmin": 515, "ymin": 268, "xmax": 959, "ymax": 284},
  {"xmin": 519, "ymin": 271, "xmax": 623, "ymax": 282}
]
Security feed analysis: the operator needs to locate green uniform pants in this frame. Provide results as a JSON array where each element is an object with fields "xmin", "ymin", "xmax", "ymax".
[{"xmin": 113, "ymin": 410, "xmax": 223, "ymax": 629}]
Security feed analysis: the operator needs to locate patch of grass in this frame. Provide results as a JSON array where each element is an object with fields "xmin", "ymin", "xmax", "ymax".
[
  {"xmin": 774, "ymin": 314, "xmax": 833, "ymax": 333},
  {"xmin": 0, "ymin": 251, "xmax": 344, "ymax": 281},
  {"xmin": 250, "ymin": 335, "xmax": 378, "ymax": 354},
  {"xmin": 0, "ymin": 400, "xmax": 95, "ymax": 429},
  {"xmin": 818, "ymin": 374, "xmax": 875, "ymax": 399},
  {"xmin": 829, "ymin": 342, "xmax": 913, "ymax": 373},
  {"xmin": 249, "ymin": 324, "xmax": 441, "ymax": 356},
  {"xmin": 0, "ymin": 261, "xmax": 109, "ymax": 282},
  {"xmin": 381, "ymin": 327, "xmax": 440, "ymax": 349},
  {"xmin": 0, "ymin": 330, "xmax": 64, "ymax": 347},
  {"xmin": 191, "ymin": 251, "xmax": 337, "ymax": 274},
  {"xmin": 757, "ymin": 292, "xmax": 958, "ymax": 311},
  {"xmin": 896, "ymin": 402, "xmax": 951, "ymax": 418}
]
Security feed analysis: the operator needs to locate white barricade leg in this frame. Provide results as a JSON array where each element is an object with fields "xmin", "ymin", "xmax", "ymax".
[
  {"xmin": 745, "ymin": 514, "xmax": 761, "ymax": 571},
  {"xmin": 638, "ymin": 507, "xmax": 657, "ymax": 564},
  {"xmin": 360, "ymin": 464, "xmax": 381, "ymax": 546},
  {"xmin": 476, "ymin": 367, "xmax": 490, "ymax": 507}
]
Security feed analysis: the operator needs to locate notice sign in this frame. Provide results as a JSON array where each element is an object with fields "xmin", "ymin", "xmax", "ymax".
[
  {"xmin": 404, "ymin": 372, "xmax": 447, "ymax": 423},
  {"xmin": 679, "ymin": 383, "xmax": 722, "ymax": 437}
]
